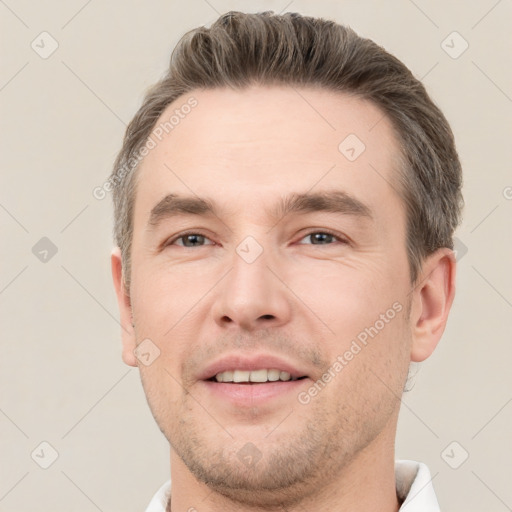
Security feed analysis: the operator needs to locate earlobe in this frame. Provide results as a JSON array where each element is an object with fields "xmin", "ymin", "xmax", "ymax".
[
  {"xmin": 410, "ymin": 248, "xmax": 457, "ymax": 362},
  {"xmin": 111, "ymin": 247, "xmax": 138, "ymax": 367}
]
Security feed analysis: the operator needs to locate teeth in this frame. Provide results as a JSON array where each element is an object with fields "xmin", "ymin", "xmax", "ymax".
[
  {"xmin": 215, "ymin": 370, "xmax": 233, "ymax": 383},
  {"xmin": 249, "ymin": 369, "xmax": 268, "ymax": 382},
  {"xmin": 214, "ymin": 369, "xmax": 300, "ymax": 383},
  {"xmin": 267, "ymin": 369, "xmax": 280, "ymax": 381},
  {"xmin": 233, "ymin": 370, "xmax": 250, "ymax": 383},
  {"xmin": 280, "ymin": 371, "xmax": 291, "ymax": 381}
]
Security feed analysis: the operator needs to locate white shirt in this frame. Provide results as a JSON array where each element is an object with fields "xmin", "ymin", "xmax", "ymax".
[{"xmin": 145, "ymin": 459, "xmax": 440, "ymax": 511}]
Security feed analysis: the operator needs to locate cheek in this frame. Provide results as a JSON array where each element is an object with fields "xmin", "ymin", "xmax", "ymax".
[
  {"xmin": 288, "ymin": 260, "xmax": 411, "ymax": 390},
  {"xmin": 328, "ymin": 311, "xmax": 410, "ymax": 413},
  {"xmin": 283, "ymin": 258, "xmax": 402, "ymax": 337},
  {"xmin": 130, "ymin": 259, "xmax": 212, "ymax": 335}
]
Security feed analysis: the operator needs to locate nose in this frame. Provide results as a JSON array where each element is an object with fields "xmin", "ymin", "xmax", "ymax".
[{"xmin": 211, "ymin": 243, "xmax": 292, "ymax": 331}]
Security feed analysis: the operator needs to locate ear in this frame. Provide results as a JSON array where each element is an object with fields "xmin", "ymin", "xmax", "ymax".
[
  {"xmin": 410, "ymin": 247, "xmax": 457, "ymax": 362},
  {"xmin": 111, "ymin": 247, "xmax": 137, "ymax": 367}
]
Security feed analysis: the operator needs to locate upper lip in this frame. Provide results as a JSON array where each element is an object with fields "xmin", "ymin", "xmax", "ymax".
[{"xmin": 198, "ymin": 353, "xmax": 309, "ymax": 381}]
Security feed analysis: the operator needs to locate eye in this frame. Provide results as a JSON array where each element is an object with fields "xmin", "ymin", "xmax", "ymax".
[
  {"xmin": 166, "ymin": 232, "xmax": 214, "ymax": 248},
  {"xmin": 297, "ymin": 231, "xmax": 348, "ymax": 245}
]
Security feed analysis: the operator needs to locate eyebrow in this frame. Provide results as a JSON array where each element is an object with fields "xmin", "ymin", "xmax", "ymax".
[{"xmin": 147, "ymin": 190, "xmax": 373, "ymax": 228}]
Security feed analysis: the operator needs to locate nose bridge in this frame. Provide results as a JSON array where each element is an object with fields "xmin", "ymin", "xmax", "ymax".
[{"xmin": 212, "ymin": 234, "xmax": 291, "ymax": 330}]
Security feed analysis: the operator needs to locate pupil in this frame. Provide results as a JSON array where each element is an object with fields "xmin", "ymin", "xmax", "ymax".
[
  {"xmin": 185, "ymin": 234, "xmax": 203, "ymax": 246},
  {"xmin": 312, "ymin": 233, "xmax": 332, "ymax": 244}
]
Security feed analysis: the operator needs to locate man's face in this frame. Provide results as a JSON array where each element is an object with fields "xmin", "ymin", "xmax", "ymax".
[{"xmin": 125, "ymin": 86, "xmax": 414, "ymax": 501}]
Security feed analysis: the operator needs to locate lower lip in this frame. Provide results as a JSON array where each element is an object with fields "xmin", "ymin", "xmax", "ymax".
[{"xmin": 201, "ymin": 379, "xmax": 308, "ymax": 407}]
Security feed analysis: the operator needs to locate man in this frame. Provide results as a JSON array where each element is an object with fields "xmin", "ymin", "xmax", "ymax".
[{"xmin": 110, "ymin": 11, "xmax": 463, "ymax": 512}]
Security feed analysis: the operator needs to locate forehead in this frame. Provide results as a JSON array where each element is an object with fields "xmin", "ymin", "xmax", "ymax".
[{"xmin": 134, "ymin": 85, "xmax": 403, "ymax": 225}]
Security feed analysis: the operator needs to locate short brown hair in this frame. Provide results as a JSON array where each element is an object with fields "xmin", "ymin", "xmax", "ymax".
[{"xmin": 111, "ymin": 11, "xmax": 463, "ymax": 291}]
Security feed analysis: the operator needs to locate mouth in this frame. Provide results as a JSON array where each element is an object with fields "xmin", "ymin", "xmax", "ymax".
[{"xmin": 197, "ymin": 354, "xmax": 311, "ymax": 406}]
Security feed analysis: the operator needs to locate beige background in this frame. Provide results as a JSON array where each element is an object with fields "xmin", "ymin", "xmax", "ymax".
[{"xmin": 1, "ymin": 0, "xmax": 511, "ymax": 510}]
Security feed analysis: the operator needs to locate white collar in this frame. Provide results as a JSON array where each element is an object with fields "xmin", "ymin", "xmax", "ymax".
[
  {"xmin": 396, "ymin": 460, "xmax": 440, "ymax": 510},
  {"xmin": 146, "ymin": 459, "xmax": 439, "ymax": 511}
]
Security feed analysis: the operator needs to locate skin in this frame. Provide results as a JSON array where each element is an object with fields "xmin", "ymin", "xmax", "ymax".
[{"xmin": 112, "ymin": 86, "xmax": 456, "ymax": 512}]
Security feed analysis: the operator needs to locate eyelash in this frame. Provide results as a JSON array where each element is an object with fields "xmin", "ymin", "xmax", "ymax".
[{"xmin": 164, "ymin": 229, "xmax": 349, "ymax": 248}]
